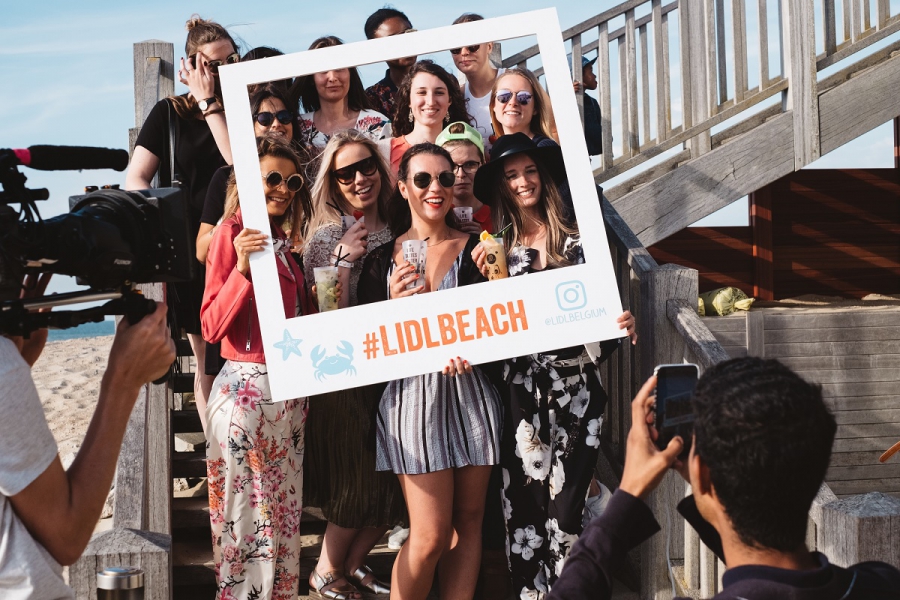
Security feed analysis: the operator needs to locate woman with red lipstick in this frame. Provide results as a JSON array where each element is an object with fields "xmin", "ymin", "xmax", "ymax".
[
  {"xmin": 295, "ymin": 36, "xmax": 391, "ymax": 153},
  {"xmin": 358, "ymin": 144, "xmax": 502, "ymax": 600},
  {"xmin": 301, "ymin": 131, "xmax": 403, "ymax": 599},
  {"xmin": 201, "ymin": 136, "xmax": 316, "ymax": 600},
  {"xmin": 386, "ymin": 61, "xmax": 471, "ymax": 174}
]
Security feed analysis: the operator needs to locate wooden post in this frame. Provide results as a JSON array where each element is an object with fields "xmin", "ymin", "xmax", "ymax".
[
  {"xmin": 70, "ymin": 528, "xmax": 171, "ymax": 600},
  {"xmin": 685, "ymin": 0, "xmax": 713, "ymax": 157},
  {"xmin": 781, "ymin": 0, "xmax": 820, "ymax": 169},
  {"xmin": 640, "ymin": 264, "xmax": 697, "ymax": 599},
  {"xmin": 750, "ymin": 187, "xmax": 774, "ymax": 301},
  {"xmin": 745, "ymin": 309, "xmax": 764, "ymax": 357},
  {"xmin": 894, "ymin": 116, "xmax": 899, "ymax": 170},
  {"xmin": 820, "ymin": 492, "xmax": 900, "ymax": 567}
]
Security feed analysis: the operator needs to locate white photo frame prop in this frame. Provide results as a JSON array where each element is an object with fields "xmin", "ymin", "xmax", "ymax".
[{"xmin": 219, "ymin": 9, "xmax": 626, "ymax": 401}]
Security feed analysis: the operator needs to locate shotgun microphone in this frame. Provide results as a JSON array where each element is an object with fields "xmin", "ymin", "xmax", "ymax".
[{"xmin": 9, "ymin": 145, "xmax": 130, "ymax": 172}]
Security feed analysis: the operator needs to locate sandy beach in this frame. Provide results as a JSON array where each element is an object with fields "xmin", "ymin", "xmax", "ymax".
[{"xmin": 32, "ymin": 335, "xmax": 115, "ymax": 464}]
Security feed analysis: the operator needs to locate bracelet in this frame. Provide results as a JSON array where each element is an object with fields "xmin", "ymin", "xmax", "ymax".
[
  {"xmin": 203, "ymin": 107, "xmax": 224, "ymax": 117},
  {"xmin": 334, "ymin": 259, "xmax": 353, "ymax": 268}
]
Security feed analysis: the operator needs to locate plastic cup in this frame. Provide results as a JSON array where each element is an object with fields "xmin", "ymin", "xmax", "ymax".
[
  {"xmin": 453, "ymin": 206, "xmax": 473, "ymax": 224},
  {"xmin": 481, "ymin": 236, "xmax": 508, "ymax": 280},
  {"xmin": 401, "ymin": 240, "xmax": 427, "ymax": 290},
  {"xmin": 340, "ymin": 215, "xmax": 357, "ymax": 234},
  {"xmin": 313, "ymin": 266, "xmax": 340, "ymax": 312}
]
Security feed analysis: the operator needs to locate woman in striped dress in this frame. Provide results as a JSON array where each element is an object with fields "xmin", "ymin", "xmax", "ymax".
[{"xmin": 358, "ymin": 143, "xmax": 502, "ymax": 600}]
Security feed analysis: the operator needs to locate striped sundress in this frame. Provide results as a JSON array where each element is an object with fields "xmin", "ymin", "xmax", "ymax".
[{"xmin": 375, "ymin": 249, "xmax": 503, "ymax": 475}]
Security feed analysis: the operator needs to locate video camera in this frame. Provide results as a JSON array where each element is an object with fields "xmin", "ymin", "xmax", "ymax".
[{"xmin": 0, "ymin": 145, "xmax": 194, "ymax": 336}]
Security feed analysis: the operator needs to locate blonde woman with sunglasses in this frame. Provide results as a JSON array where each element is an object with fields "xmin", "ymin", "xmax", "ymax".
[
  {"xmin": 358, "ymin": 144, "xmax": 502, "ymax": 600},
  {"xmin": 300, "ymin": 131, "xmax": 404, "ymax": 600},
  {"xmin": 201, "ymin": 136, "xmax": 317, "ymax": 600},
  {"xmin": 489, "ymin": 67, "xmax": 559, "ymax": 148}
]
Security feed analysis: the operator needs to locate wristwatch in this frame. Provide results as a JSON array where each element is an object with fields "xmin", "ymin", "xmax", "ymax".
[{"xmin": 198, "ymin": 97, "xmax": 218, "ymax": 111}]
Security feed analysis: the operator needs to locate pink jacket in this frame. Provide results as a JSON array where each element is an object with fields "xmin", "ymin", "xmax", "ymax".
[{"xmin": 201, "ymin": 210, "xmax": 315, "ymax": 363}]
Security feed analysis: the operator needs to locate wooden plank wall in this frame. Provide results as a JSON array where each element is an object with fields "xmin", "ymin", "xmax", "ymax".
[
  {"xmin": 647, "ymin": 168, "xmax": 900, "ymax": 300},
  {"xmin": 704, "ymin": 308, "xmax": 900, "ymax": 498}
]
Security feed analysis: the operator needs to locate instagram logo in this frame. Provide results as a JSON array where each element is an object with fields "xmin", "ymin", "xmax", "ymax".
[{"xmin": 555, "ymin": 280, "xmax": 587, "ymax": 311}]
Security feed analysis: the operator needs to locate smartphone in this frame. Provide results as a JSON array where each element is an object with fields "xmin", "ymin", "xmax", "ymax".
[{"xmin": 653, "ymin": 364, "xmax": 699, "ymax": 460}]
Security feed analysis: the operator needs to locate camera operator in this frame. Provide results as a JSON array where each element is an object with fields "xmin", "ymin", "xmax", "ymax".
[
  {"xmin": 0, "ymin": 278, "xmax": 174, "ymax": 598},
  {"xmin": 549, "ymin": 357, "xmax": 900, "ymax": 600}
]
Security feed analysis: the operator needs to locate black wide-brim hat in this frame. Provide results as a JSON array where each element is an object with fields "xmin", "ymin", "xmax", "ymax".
[{"xmin": 472, "ymin": 132, "xmax": 567, "ymax": 204}]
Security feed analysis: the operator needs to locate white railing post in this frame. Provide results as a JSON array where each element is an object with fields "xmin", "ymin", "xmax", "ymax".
[
  {"xmin": 684, "ymin": 0, "xmax": 713, "ymax": 157},
  {"xmin": 781, "ymin": 0, "xmax": 820, "ymax": 168}
]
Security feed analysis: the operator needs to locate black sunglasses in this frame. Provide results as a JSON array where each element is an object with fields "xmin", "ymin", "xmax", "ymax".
[
  {"xmin": 452, "ymin": 161, "xmax": 481, "ymax": 175},
  {"xmin": 254, "ymin": 110, "xmax": 293, "ymax": 127},
  {"xmin": 410, "ymin": 171, "xmax": 455, "ymax": 189},
  {"xmin": 263, "ymin": 170, "xmax": 304, "ymax": 192},
  {"xmin": 450, "ymin": 45, "xmax": 481, "ymax": 55},
  {"xmin": 496, "ymin": 89, "xmax": 533, "ymax": 106},
  {"xmin": 207, "ymin": 53, "xmax": 240, "ymax": 74},
  {"xmin": 332, "ymin": 156, "xmax": 379, "ymax": 185}
]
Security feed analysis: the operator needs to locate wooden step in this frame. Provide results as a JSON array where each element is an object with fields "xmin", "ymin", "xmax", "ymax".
[
  {"xmin": 172, "ymin": 450, "xmax": 206, "ymax": 478},
  {"xmin": 172, "ymin": 373, "xmax": 194, "ymax": 394},
  {"xmin": 172, "ymin": 409, "xmax": 203, "ymax": 434},
  {"xmin": 175, "ymin": 338, "xmax": 193, "ymax": 357}
]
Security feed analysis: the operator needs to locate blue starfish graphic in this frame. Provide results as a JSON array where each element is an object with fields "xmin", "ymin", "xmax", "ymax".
[{"xmin": 273, "ymin": 329, "xmax": 303, "ymax": 361}]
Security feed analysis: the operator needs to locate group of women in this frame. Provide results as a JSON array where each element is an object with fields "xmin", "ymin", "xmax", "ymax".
[{"xmin": 127, "ymin": 14, "xmax": 635, "ymax": 600}]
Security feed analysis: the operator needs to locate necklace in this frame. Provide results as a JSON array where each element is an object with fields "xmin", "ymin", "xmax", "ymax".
[{"xmin": 401, "ymin": 232, "xmax": 452, "ymax": 247}]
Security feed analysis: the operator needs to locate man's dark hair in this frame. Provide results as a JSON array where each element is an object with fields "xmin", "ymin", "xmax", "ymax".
[
  {"xmin": 692, "ymin": 357, "xmax": 836, "ymax": 552},
  {"xmin": 453, "ymin": 13, "xmax": 484, "ymax": 25},
  {"xmin": 365, "ymin": 7, "xmax": 413, "ymax": 39}
]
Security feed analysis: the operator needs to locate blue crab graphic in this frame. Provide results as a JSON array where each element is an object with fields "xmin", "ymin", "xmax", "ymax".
[{"xmin": 311, "ymin": 340, "xmax": 356, "ymax": 381}]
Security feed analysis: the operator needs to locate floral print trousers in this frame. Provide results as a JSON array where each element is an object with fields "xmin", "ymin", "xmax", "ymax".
[
  {"xmin": 206, "ymin": 361, "xmax": 307, "ymax": 600},
  {"xmin": 499, "ymin": 354, "xmax": 607, "ymax": 599}
]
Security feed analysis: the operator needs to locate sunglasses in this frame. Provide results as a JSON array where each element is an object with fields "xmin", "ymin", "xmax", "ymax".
[
  {"xmin": 496, "ymin": 90, "xmax": 533, "ymax": 106},
  {"xmin": 452, "ymin": 161, "xmax": 481, "ymax": 175},
  {"xmin": 191, "ymin": 52, "xmax": 240, "ymax": 74},
  {"xmin": 410, "ymin": 171, "xmax": 456, "ymax": 189},
  {"xmin": 254, "ymin": 110, "xmax": 293, "ymax": 127},
  {"xmin": 332, "ymin": 156, "xmax": 379, "ymax": 185},
  {"xmin": 450, "ymin": 45, "xmax": 481, "ymax": 55},
  {"xmin": 263, "ymin": 170, "xmax": 304, "ymax": 192}
]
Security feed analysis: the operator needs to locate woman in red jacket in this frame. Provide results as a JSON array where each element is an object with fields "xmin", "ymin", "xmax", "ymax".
[{"xmin": 201, "ymin": 136, "xmax": 316, "ymax": 600}]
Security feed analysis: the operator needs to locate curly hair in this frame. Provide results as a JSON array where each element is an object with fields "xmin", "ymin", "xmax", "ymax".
[
  {"xmin": 386, "ymin": 143, "xmax": 459, "ymax": 234},
  {"xmin": 391, "ymin": 60, "xmax": 472, "ymax": 136},
  {"xmin": 223, "ymin": 136, "xmax": 313, "ymax": 240},
  {"xmin": 291, "ymin": 36, "xmax": 371, "ymax": 114},
  {"xmin": 489, "ymin": 68, "xmax": 557, "ymax": 142},
  {"xmin": 691, "ymin": 357, "xmax": 836, "ymax": 551}
]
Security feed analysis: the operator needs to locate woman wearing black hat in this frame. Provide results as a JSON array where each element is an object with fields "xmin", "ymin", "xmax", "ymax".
[{"xmin": 472, "ymin": 133, "xmax": 636, "ymax": 597}]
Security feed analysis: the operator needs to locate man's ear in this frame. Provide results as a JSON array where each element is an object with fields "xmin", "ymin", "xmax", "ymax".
[{"xmin": 690, "ymin": 450, "xmax": 713, "ymax": 497}]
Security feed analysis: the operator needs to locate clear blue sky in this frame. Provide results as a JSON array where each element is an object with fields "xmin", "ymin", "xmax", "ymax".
[{"xmin": 0, "ymin": 0, "xmax": 894, "ymax": 295}]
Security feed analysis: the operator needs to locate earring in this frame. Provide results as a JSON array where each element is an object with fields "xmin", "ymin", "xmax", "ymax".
[
  {"xmin": 408, "ymin": 110, "xmax": 414, "ymax": 123},
  {"xmin": 444, "ymin": 113, "xmax": 450, "ymax": 124}
]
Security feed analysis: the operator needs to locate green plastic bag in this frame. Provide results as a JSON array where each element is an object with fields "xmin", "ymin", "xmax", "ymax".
[{"xmin": 698, "ymin": 287, "xmax": 755, "ymax": 317}]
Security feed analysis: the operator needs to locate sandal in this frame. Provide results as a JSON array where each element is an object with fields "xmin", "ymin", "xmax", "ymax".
[
  {"xmin": 347, "ymin": 565, "xmax": 390, "ymax": 598},
  {"xmin": 309, "ymin": 569, "xmax": 361, "ymax": 600}
]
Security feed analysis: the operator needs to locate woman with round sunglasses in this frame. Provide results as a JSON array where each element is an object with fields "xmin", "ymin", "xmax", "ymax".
[
  {"xmin": 126, "ymin": 15, "xmax": 239, "ymax": 437},
  {"xmin": 470, "ymin": 133, "xmax": 635, "ymax": 598},
  {"xmin": 358, "ymin": 144, "xmax": 502, "ymax": 600},
  {"xmin": 385, "ymin": 60, "xmax": 471, "ymax": 174},
  {"xmin": 201, "ymin": 136, "xmax": 317, "ymax": 600},
  {"xmin": 300, "ymin": 131, "xmax": 404, "ymax": 600},
  {"xmin": 489, "ymin": 67, "xmax": 558, "ymax": 148},
  {"xmin": 294, "ymin": 36, "xmax": 391, "ymax": 152}
]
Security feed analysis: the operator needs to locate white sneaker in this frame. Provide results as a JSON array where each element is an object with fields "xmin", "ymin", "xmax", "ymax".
[
  {"xmin": 582, "ymin": 483, "xmax": 612, "ymax": 529},
  {"xmin": 387, "ymin": 526, "xmax": 409, "ymax": 550}
]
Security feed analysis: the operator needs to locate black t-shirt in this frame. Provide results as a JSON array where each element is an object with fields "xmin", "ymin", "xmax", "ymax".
[
  {"xmin": 201, "ymin": 165, "xmax": 233, "ymax": 226},
  {"xmin": 134, "ymin": 97, "xmax": 226, "ymax": 232}
]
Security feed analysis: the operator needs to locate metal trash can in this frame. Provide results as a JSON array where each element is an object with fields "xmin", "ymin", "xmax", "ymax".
[{"xmin": 96, "ymin": 566, "xmax": 144, "ymax": 600}]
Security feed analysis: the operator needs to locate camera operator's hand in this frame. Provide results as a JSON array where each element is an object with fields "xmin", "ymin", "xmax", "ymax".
[
  {"xmin": 233, "ymin": 228, "xmax": 268, "ymax": 277},
  {"xmin": 105, "ymin": 301, "xmax": 175, "ymax": 390},
  {"xmin": 619, "ymin": 376, "xmax": 684, "ymax": 500},
  {"xmin": 4, "ymin": 273, "xmax": 53, "ymax": 367}
]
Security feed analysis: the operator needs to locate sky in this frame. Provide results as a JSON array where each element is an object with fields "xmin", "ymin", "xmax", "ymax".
[{"xmin": 1, "ymin": 0, "xmax": 896, "ymax": 296}]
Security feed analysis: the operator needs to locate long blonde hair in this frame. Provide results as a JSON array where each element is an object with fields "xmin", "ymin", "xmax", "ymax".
[
  {"xmin": 168, "ymin": 15, "xmax": 238, "ymax": 119},
  {"xmin": 489, "ymin": 68, "xmax": 557, "ymax": 142},
  {"xmin": 223, "ymin": 136, "xmax": 313, "ymax": 239},
  {"xmin": 305, "ymin": 131, "xmax": 393, "ymax": 237}
]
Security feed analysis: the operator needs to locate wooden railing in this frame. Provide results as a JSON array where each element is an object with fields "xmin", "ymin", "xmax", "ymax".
[
  {"xmin": 70, "ymin": 40, "xmax": 175, "ymax": 600},
  {"xmin": 502, "ymin": 0, "xmax": 900, "ymax": 188}
]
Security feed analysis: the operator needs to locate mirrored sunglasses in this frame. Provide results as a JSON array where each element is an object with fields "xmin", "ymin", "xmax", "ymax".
[
  {"xmin": 450, "ymin": 45, "xmax": 481, "ymax": 55},
  {"xmin": 263, "ymin": 170, "xmax": 304, "ymax": 192},
  {"xmin": 496, "ymin": 89, "xmax": 533, "ymax": 106},
  {"xmin": 332, "ymin": 156, "xmax": 379, "ymax": 185},
  {"xmin": 411, "ymin": 171, "xmax": 456, "ymax": 189},
  {"xmin": 207, "ymin": 53, "xmax": 240, "ymax": 74},
  {"xmin": 254, "ymin": 110, "xmax": 293, "ymax": 127}
]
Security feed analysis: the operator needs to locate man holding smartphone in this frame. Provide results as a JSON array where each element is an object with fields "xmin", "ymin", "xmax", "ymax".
[{"xmin": 549, "ymin": 357, "xmax": 900, "ymax": 599}]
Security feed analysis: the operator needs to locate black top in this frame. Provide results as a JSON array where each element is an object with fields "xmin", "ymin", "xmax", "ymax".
[
  {"xmin": 583, "ymin": 94, "xmax": 603, "ymax": 156},
  {"xmin": 358, "ymin": 234, "xmax": 485, "ymax": 305},
  {"xmin": 134, "ymin": 97, "xmax": 227, "ymax": 232},
  {"xmin": 201, "ymin": 165, "xmax": 233, "ymax": 226},
  {"xmin": 547, "ymin": 490, "xmax": 900, "ymax": 600}
]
